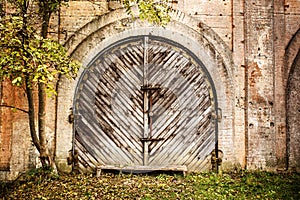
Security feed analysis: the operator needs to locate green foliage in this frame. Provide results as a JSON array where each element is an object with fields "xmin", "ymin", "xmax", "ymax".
[
  {"xmin": 0, "ymin": 0, "xmax": 169, "ymax": 96},
  {"xmin": 1, "ymin": 171, "xmax": 299, "ymax": 199},
  {"xmin": 123, "ymin": 0, "xmax": 171, "ymax": 27},
  {"xmin": 0, "ymin": 15, "xmax": 80, "ymax": 95}
]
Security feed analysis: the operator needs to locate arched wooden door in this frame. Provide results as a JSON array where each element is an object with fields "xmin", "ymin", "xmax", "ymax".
[{"xmin": 74, "ymin": 36, "xmax": 218, "ymax": 172}]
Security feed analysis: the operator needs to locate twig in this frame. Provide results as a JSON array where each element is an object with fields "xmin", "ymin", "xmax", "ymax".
[{"xmin": 0, "ymin": 104, "xmax": 29, "ymax": 113}]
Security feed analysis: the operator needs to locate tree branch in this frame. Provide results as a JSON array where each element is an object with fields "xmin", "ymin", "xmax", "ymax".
[{"xmin": 0, "ymin": 104, "xmax": 29, "ymax": 113}]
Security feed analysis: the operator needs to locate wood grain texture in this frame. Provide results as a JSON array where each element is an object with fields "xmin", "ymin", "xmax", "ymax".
[{"xmin": 74, "ymin": 36, "xmax": 216, "ymax": 172}]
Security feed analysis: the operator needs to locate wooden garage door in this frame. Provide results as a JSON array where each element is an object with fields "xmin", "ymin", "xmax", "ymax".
[{"xmin": 74, "ymin": 36, "xmax": 218, "ymax": 172}]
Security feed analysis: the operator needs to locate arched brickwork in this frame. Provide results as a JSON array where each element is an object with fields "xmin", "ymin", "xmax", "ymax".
[
  {"xmin": 285, "ymin": 29, "xmax": 300, "ymax": 81},
  {"xmin": 55, "ymin": 8, "xmax": 237, "ymax": 171},
  {"xmin": 286, "ymin": 28, "xmax": 300, "ymax": 170}
]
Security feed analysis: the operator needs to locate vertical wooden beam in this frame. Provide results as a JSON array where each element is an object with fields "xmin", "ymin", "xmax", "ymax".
[{"xmin": 143, "ymin": 36, "xmax": 149, "ymax": 166}]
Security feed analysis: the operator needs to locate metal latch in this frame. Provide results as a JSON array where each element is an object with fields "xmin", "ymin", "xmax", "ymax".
[{"xmin": 140, "ymin": 138, "xmax": 164, "ymax": 142}]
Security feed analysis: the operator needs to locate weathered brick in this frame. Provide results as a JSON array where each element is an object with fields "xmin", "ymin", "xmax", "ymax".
[{"xmin": 1, "ymin": 0, "xmax": 300, "ymax": 180}]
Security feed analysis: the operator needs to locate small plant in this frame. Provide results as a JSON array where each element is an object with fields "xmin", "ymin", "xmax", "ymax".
[{"xmin": 25, "ymin": 166, "xmax": 60, "ymax": 182}]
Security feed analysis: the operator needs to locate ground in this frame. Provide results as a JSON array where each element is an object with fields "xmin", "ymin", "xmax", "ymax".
[{"xmin": 1, "ymin": 168, "xmax": 299, "ymax": 199}]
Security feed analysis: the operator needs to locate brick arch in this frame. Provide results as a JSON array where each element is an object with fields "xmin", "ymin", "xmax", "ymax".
[
  {"xmin": 56, "ymin": 7, "xmax": 237, "ymax": 170},
  {"xmin": 64, "ymin": 7, "xmax": 235, "ymax": 115},
  {"xmin": 285, "ymin": 28, "xmax": 300, "ymax": 81},
  {"xmin": 286, "ymin": 29, "xmax": 300, "ymax": 170},
  {"xmin": 65, "ymin": 8, "xmax": 234, "ymax": 89}
]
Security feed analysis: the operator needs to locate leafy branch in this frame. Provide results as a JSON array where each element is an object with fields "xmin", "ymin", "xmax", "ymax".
[
  {"xmin": 86, "ymin": 0, "xmax": 172, "ymax": 26},
  {"xmin": 0, "ymin": 0, "xmax": 81, "ymax": 169},
  {"xmin": 123, "ymin": 0, "xmax": 171, "ymax": 26}
]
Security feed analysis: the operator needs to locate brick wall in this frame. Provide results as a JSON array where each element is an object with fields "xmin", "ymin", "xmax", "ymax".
[
  {"xmin": 1, "ymin": 0, "xmax": 300, "ymax": 180},
  {"xmin": 0, "ymin": 81, "xmax": 12, "ymax": 171},
  {"xmin": 245, "ymin": 0, "xmax": 277, "ymax": 169},
  {"xmin": 55, "ymin": 0, "xmax": 300, "ymax": 172},
  {"xmin": 287, "ymin": 48, "xmax": 300, "ymax": 169},
  {"xmin": 0, "ymin": 81, "xmax": 36, "ymax": 180}
]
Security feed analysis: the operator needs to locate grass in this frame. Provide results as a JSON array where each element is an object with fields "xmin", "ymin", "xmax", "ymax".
[{"xmin": 0, "ymin": 168, "xmax": 299, "ymax": 199}]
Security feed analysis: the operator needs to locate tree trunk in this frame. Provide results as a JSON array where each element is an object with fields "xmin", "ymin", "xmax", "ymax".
[
  {"xmin": 38, "ymin": 1, "xmax": 57, "ymax": 171},
  {"xmin": 38, "ymin": 82, "xmax": 48, "ymax": 166},
  {"xmin": 21, "ymin": 2, "xmax": 41, "ymax": 157},
  {"xmin": 25, "ymin": 76, "xmax": 40, "ymax": 152}
]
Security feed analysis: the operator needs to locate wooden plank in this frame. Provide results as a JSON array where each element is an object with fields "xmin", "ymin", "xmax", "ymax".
[
  {"xmin": 143, "ymin": 36, "xmax": 150, "ymax": 166},
  {"xmin": 96, "ymin": 165, "xmax": 188, "ymax": 177}
]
